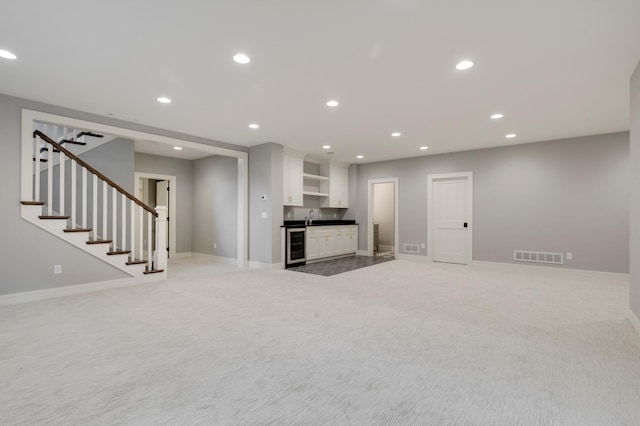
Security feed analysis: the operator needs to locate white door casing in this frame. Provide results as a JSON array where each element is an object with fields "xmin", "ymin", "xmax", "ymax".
[
  {"xmin": 135, "ymin": 173, "xmax": 177, "ymax": 258},
  {"xmin": 427, "ymin": 172, "xmax": 473, "ymax": 264},
  {"xmin": 367, "ymin": 178, "xmax": 399, "ymax": 257},
  {"xmin": 155, "ymin": 180, "xmax": 170, "ymax": 257}
]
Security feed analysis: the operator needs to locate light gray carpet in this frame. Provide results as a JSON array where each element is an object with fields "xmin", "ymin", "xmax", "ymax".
[{"xmin": 2, "ymin": 257, "xmax": 640, "ymax": 425}]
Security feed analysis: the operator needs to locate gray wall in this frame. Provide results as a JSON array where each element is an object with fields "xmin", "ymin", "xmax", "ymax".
[
  {"xmin": 249, "ymin": 143, "xmax": 283, "ymax": 265},
  {"xmin": 630, "ymin": 61, "xmax": 640, "ymax": 317},
  {"xmin": 193, "ymin": 155, "xmax": 238, "ymax": 258},
  {"xmin": 135, "ymin": 153, "xmax": 193, "ymax": 255},
  {"xmin": 356, "ymin": 132, "xmax": 629, "ymax": 273},
  {"xmin": 0, "ymin": 95, "xmax": 128, "ymax": 294}
]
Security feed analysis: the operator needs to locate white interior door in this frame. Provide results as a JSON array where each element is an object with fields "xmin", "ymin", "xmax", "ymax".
[
  {"xmin": 156, "ymin": 180, "xmax": 170, "ymax": 257},
  {"xmin": 431, "ymin": 174, "xmax": 472, "ymax": 264}
]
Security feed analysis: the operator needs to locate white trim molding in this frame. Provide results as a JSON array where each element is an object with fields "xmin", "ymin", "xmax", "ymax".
[
  {"xmin": 367, "ymin": 177, "xmax": 400, "ymax": 257},
  {"xmin": 627, "ymin": 308, "xmax": 640, "ymax": 337},
  {"xmin": 0, "ymin": 275, "xmax": 164, "ymax": 306},
  {"xmin": 249, "ymin": 261, "xmax": 282, "ymax": 270},
  {"xmin": 135, "ymin": 172, "xmax": 178, "ymax": 258},
  {"xmin": 473, "ymin": 260, "xmax": 630, "ymax": 279}
]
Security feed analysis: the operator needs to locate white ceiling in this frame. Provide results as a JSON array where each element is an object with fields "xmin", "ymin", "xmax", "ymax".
[{"xmin": 2, "ymin": 0, "xmax": 640, "ymax": 164}]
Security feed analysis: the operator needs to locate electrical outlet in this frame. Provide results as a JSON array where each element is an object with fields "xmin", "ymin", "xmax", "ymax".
[
  {"xmin": 261, "ymin": 211, "xmax": 268, "ymax": 219},
  {"xmin": 54, "ymin": 264, "xmax": 62, "ymax": 274},
  {"xmin": 287, "ymin": 212, "xmax": 291, "ymax": 218},
  {"xmin": 421, "ymin": 243, "xmax": 425, "ymax": 249},
  {"xmin": 334, "ymin": 213, "xmax": 337, "ymax": 219},
  {"xmin": 214, "ymin": 243, "xmax": 217, "ymax": 249},
  {"xmin": 566, "ymin": 252, "xmax": 573, "ymax": 260}
]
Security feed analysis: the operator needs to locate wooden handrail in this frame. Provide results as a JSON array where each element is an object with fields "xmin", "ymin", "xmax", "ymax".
[{"xmin": 34, "ymin": 130, "xmax": 158, "ymax": 217}]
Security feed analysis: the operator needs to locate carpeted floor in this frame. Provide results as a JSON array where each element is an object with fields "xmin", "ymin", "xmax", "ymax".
[{"xmin": 1, "ymin": 256, "xmax": 640, "ymax": 425}]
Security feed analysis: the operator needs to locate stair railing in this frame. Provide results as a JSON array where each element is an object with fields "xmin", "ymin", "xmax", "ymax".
[{"xmin": 30, "ymin": 130, "xmax": 166, "ymax": 272}]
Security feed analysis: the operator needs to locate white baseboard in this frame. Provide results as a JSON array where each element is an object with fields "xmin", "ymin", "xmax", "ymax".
[
  {"xmin": 249, "ymin": 261, "xmax": 282, "ymax": 270},
  {"xmin": 181, "ymin": 252, "xmax": 239, "ymax": 265},
  {"xmin": 473, "ymin": 260, "xmax": 629, "ymax": 280},
  {"xmin": 396, "ymin": 253, "xmax": 429, "ymax": 262},
  {"xmin": 172, "ymin": 252, "xmax": 194, "ymax": 259},
  {"xmin": 627, "ymin": 308, "xmax": 640, "ymax": 337},
  {"xmin": 0, "ymin": 275, "xmax": 164, "ymax": 306},
  {"xmin": 357, "ymin": 250, "xmax": 370, "ymax": 256}
]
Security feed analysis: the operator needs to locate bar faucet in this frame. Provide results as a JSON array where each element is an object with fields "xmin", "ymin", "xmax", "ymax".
[{"xmin": 306, "ymin": 209, "xmax": 314, "ymax": 225}]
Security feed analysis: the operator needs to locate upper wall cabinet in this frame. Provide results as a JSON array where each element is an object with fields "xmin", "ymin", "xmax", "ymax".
[
  {"xmin": 320, "ymin": 160, "xmax": 349, "ymax": 208},
  {"xmin": 283, "ymin": 150, "xmax": 304, "ymax": 206}
]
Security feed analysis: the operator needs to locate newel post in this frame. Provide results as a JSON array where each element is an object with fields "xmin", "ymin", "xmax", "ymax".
[{"xmin": 155, "ymin": 206, "xmax": 168, "ymax": 271}]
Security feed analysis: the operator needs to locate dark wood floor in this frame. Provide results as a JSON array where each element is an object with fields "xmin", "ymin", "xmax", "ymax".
[{"xmin": 287, "ymin": 254, "xmax": 395, "ymax": 276}]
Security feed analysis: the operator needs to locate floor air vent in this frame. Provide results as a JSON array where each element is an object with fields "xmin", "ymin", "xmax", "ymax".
[
  {"xmin": 404, "ymin": 244, "xmax": 419, "ymax": 253},
  {"xmin": 514, "ymin": 250, "xmax": 563, "ymax": 265}
]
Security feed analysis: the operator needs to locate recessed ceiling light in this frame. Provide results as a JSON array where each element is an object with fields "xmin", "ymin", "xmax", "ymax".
[
  {"xmin": 173, "ymin": 146, "xmax": 183, "ymax": 150},
  {"xmin": 322, "ymin": 145, "xmax": 331, "ymax": 149},
  {"xmin": 326, "ymin": 100, "xmax": 339, "ymax": 107},
  {"xmin": 505, "ymin": 133, "xmax": 517, "ymax": 139},
  {"xmin": 249, "ymin": 123, "xmax": 259, "ymax": 129},
  {"xmin": 491, "ymin": 113, "xmax": 504, "ymax": 119},
  {"xmin": 356, "ymin": 155, "xmax": 364, "ymax": 159},
  {"xmin": 420, "ymin": 146, "xmax": 429, "ymax": 150},
  {"xmin": 157, "ymin": 97, "xmax": 172, "ymax": 104},
  {"xmin": 391, "ymin": 132, "xmax": 402, "ymax": 137},
  {"xmin": 456, "ymin": 60, "xmax": 474, "ymax": 70},
  {"xmin": 0, "ymin": 49, "xmax": 17, "ymax": 60},
  {"xmin": 233, "ymin": 53, "xmax": 250, "ymax": 64}
]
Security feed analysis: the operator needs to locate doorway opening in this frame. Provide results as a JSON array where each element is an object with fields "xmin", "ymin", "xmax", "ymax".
[
  {"xmin": 427, "ymin": 171, "xmax": 473, "ymax": 265},
  {"xmin": 367, "ymin": 178, "xmax": 399, "ymax": 257},
  {"xmin": 136, "ymin": 172, "xmax": 177, "ymax": 258}
]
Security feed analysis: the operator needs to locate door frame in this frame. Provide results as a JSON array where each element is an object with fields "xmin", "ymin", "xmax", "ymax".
[
  {"xmin": 367, "ymin": 177, "xmax": 399, "ymax": 257},
  {"xmin": 427, "ymin": 171, "xmax": 473, "ymax": 263},
  {"xmin": 135, "ymin": 172, "xmax": 177, "ymax": 258}
]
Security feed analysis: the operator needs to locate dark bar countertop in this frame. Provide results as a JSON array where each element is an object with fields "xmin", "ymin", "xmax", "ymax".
[{"xmin": 282, "ymin": 220, "xmax": 357, "ymax": 228}]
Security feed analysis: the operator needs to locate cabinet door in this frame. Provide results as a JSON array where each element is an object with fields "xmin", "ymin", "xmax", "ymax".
[
  {"xmin": 347, "ymin": 227, "xmax": 358, "ymax": 253},
  {"xmin": 283, "ymin": 154, "xmax": 304, "ymax": 206},
  {"xmin": 289, "ymin": 156, "xmax": 304, "ymax": 205},
  {"xmin": 306, "ymin": 231, "xmax": 319, "ymax": 260},
  {"xmin": 333, "ymin": 229, "xmax": 345, "ymax": 255},
  {"xmin": 330, "ymin": 165, "xmax": 349, "ymax": 208}
]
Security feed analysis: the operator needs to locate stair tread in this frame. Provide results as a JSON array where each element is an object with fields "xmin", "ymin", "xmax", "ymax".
[
  {"xmin": 39, "ymin": 215, "xmax": 70, "ymax": 219},
  {"xmin": 126, "ymin": 259, "xmax": 148, "ymax": 265},
  {"xmin": 61, "ymin": 139, "xmax": 87, "ymax": 146},
  {"xmin": 86, "ymin": 239, "xmax": 112, "ymax": 244},
  {"xmin": 21, "ymin": 201, "xmax": 45, "ymax": 205},
  {"xmin": 107, "ymin": 250, "xmax": 131, "ymax": 255},
  {"xmin": 64, "ymin": 228, "xmax": 92, "ymax": 233},
  {"xmin": 143, "ymin": 269, "xmax": 165, "ymax": 275}
]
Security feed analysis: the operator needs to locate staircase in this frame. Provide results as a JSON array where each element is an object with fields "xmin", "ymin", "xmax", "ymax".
[{"xmin": 21, "ymin": 128, "xmax": 167, "ymax": 280}]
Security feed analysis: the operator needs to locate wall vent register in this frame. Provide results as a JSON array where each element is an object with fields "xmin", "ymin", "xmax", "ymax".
[
  {"xmin": 403, "ymin": 244, "xmax": 420, "ymax": 254},
  {"xmin": 514, "ymin": 250, "xmax": 563, "ymax": 265}
]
